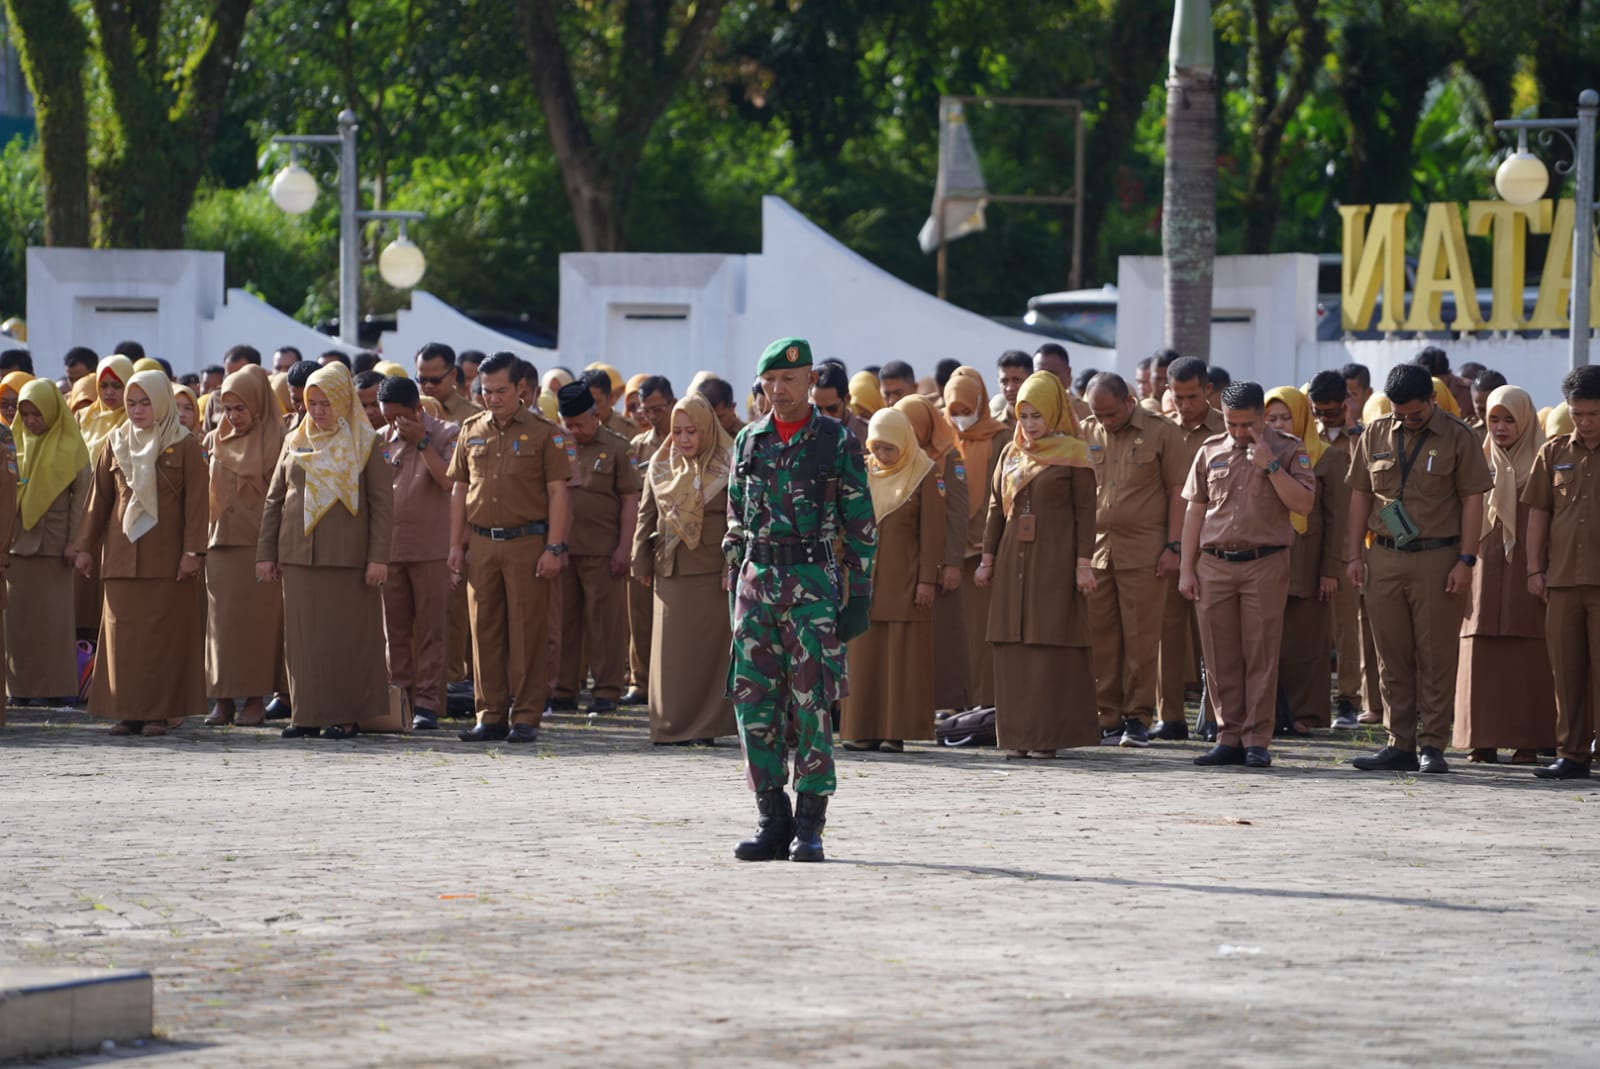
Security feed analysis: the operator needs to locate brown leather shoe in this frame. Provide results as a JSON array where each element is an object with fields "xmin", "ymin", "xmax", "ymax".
[
  {"xmin": 1510, "ymin": 748, "xmax": 1540, "ymax": 765},
  {"xmin": 108, "ymin": 720, "xmax": 141, "ymax": 736},
  {"xmin": 1468, "ymin": 748, "xmax": 1498, "ymax": 763},
  {"xmin": 141, "ymin": 721, "xmax": 169, "ymax": 737}
]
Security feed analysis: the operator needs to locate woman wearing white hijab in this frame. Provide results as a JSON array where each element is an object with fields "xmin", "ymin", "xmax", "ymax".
[
  {"xmin": 1454, "ymin": 384, "xmax": 1557, "ymax": 763},
  {"xmin": 70, "ymin": 370, "xmax": 208, "ymax": 736},
  {"xmin": 257, "ymin": 363, "xmax": 392, "ymax": 740}
]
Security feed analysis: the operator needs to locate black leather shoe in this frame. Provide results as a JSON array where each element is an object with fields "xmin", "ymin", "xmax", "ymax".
[
  {"xmin": 324, "ymin": 724, "xmax": 359, "ymax": 741},
  {"xmin": 1194, "ymin": 743, "xmax": 1246, "ymax": 766},
  {"xmin": 734, "ymin": 789, "xmax": 794, "ymax": 861},
  {"xmin": 280, "ymin": 724, "xmax": 320, "ymax": 739},
  {"xmin": 1534, "ymin": 757, "xmax": 1592, "ymax": 780},
  {"xmin": 545, "ymin": 697, "xmax": 577, "ymax": 713},
  {"xmin": 506, "ymin": 723, "xmax": 539, "ymax": 744},
  {"xmin": 1149, "ymin": 720, "xmax": 1189, "ymax": 741},
  {"xmin": 458, "ymin": 721, "xmax": 510, "ymax": 742},
  {"xmin": 263, "ymin": 695, "xmax": 292, "ymax": 720},
  {"xmin": 587, "ymin": 698, "xmax": 617, "ymax": 717},
  {"xmin": 1245, "ymin": 746, "xmax": 1272, "ymax": 768},
  {"xmin": 1352, "ymin": 746, "xmax": 1419, "ymax": 772},
  {"xmin": 1418, "ymin": 746, "xmax": 1450, "ymax": 774},
  {"xmin": 620, "ymin": 687, "xmax": 647, "ymax": 706},
  {"xmin": 411, "ymin": 708, "xmax": 439, "ymax": 731},
  {"xmin": 789, "ymin": 792, "xmax": 829, "ymax": 862}
]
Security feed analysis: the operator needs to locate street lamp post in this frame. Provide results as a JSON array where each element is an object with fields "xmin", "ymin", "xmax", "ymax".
[
  {"xmin": 268, "ymin": 108, "xmax": 427, "ymax": 347},
  {"xmin": 1493, "ymin": 89, "xmax": 1598, "ymax": 372}
]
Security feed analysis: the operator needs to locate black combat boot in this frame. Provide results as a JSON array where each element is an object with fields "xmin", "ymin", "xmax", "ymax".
[
  {"xmin": 788, "ymin": 792, "xmax": 829, "ymax": 862},
  {"xmin": 733, "ymin": 789, "xmax": 794, "ymax": 861}
]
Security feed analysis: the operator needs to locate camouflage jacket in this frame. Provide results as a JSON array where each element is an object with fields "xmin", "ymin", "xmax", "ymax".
[{"xmin": 724, "ymin": 407, "xmax": 876, "ymax": 608}]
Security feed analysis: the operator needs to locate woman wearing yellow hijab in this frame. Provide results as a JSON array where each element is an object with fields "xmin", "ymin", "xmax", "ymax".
[
  {"xmin": 78, "ymin": 355, "xmax": 135, "ymax": 460},
  {"xmin": 202, "ymin": 366, "xmax": 288, "ymax": 728},
  {"xmin": 848, "ymin": 370, "xmax": 885, "ymax": 420},
  {"xmin": 6, "ymin": 379, "xmax": 92, "ymax": 704},
  {"xmin": 1545, "ymin": 402, "xmax": 1574, "ymax": 438},
  {"xmin": 942, "ymin": 366, "xmax": 1009, "ymax": 709},
  {"xmin": 71, "ymin": 370, "xmax": 208, "ymax": 736},
  {"xmin": 630, "ymin": 394, "xmax": 737, "ymax": 745},
  {"xmin": 258, "ymin": 363, "xmax": 392, "ymax": 740},
  {"xmin": 1455, "ymin": 384, "xmax": 1556, "ymax": 764},
  {"xmin": 1264, "ymin": 386, "xmax": 1346, "ymax": 733},
  {"xmin": 839, "ymin": 408, "xmax": 942, "ymax": 752},
  {"xmin": 894, "ymin": 393, "xmax": 968, "ymax": 711},
  {"xmin": 974, "ymin": 371, "xmax": 1097, "ymax": 757},
  {"xmin": 0, "ymin": 370, "xmax": 34, "ymax": 426}
]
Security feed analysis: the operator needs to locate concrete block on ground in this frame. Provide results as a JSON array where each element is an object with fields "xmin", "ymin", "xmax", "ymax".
[{"xmin": 0, "ymin": 967, "xmax": 152, "ymax": 1059}]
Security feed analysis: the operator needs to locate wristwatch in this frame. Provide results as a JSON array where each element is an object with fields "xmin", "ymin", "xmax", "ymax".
[
  {"xmin": 1264, "ymin": 458, "xmax": 1282, "ymax": 474},
  {"xmin": 544, "ymin": 542, "xmax": 568, "ymax": 556},
  {"xmin": 1165, "ymin": 541, "xmax": 1182, "ymax": 554},
  {"xmin": 416, "ymin": 435, "xmax": 431, "ymax": 452},
  {"xmin": 1457, "ymin": 554, "xmax": 1478, "ymax": 567}
]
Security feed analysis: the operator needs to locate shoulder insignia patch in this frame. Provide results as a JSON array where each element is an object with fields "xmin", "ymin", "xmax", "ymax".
[{"xmin": 1297, "ymin": 454, "xmax": 1311, "ymax": 467}]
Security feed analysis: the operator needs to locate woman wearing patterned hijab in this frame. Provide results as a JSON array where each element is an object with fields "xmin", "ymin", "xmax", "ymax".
[
  {"xmin": 974, "ymin": 372, "xmax": 1098, "ymax": 758},
  {"xmin": 1455, "ymin": 384, "xmax": 1556, "ymax": 764},
  {"xmin": 70, "ymin": 370, "xmax": 208, "ymax": 736},
  {"xmin": 257, "ymin": 363, "xmax": 392, "ymax": 740},
  {"xmin": 629, "ymin": 394, "xmax": 737, "ymax": 745}
]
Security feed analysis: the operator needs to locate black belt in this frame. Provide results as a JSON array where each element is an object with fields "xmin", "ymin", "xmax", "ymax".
[
  {"xmin": 747, "ymin": 540, "xmax": 835, "ymax": 566},
  {"xmin": 1202, "ymin": 545, "xmax": 1287, "ymax": 563},
  {"xmin": 1371, "ymin": 535, "xmax": 1459, "ymax": 553},
  {"xmin": 470, "ymin": 522, "xmax": 548, "ymax": 542}
]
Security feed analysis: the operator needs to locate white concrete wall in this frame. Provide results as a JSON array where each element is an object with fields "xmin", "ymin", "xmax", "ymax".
[
  {"xmin": 379, "ymin": 291, "xmax": 556, "ymax": 370},
  {"xmin": 1115, "ymin": 254, "xmax": 1320, "ymax": 387},
  {"xmin": 557, "ymin": 197, "xmax": 1064, "ymax": 395},
  {"xmin": 25, "ymin": 248, "xmax": 359, "ymax": 377}
]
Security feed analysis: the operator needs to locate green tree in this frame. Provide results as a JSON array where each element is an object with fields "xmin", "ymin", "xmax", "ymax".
[{"xmin": 1, "ymin": 0, "xmax": 89, "ymax": 245}]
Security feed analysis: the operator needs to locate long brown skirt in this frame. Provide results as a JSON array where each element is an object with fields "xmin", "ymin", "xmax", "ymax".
[
  {"xmin": 73, "ymin": 570, "xmax": 101, "ymax": 639},
  {"xmin": 1278, "ymin": 594, "xmax": 1332, "ymax": 729},
  {"xmin": 993, "ymin": 642, "xmax": 1097, "ymax": 750},
  {"xmin": 89, "ymin": 577, "xmax": 206, "ymax": 722},
  {"xmin": 1453, "ymin": 635, "xmax": 1558, "ymax": 749},
  {"xmin": 931, "ymin": 584, "xmax": 968, "ymax": 709},
  {"xmin": 6, "ymin": 554, "xmax": 79, "ymax": 698},
  {"xmin": 647, "ymin": 572, "xmax": 736, "ymax": 743},
  {"xmin": 206, "ymin": 545, "xmax": 284, "ymax": 699},
  {"xmin": 841, "ymin": 619, "xmax": 935, "ymax": 741},
  {"xmin": 961, "ymin": 558, "xmax": 995, "ymax": 708},
  {"xmin": 283, "ymin": 564, "xmax": 388, "ymax": 727}
]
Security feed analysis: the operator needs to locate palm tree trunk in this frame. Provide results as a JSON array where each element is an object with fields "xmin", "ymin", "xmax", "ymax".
[{"xmin": 1162, "ymin": 65, "xmax": 1216, "ymax": 363}]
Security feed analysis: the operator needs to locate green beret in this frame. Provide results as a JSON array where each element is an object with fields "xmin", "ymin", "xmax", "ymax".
[{"xmin": 756, "ymin": 336, "xmax": 813, "ymax": 375}]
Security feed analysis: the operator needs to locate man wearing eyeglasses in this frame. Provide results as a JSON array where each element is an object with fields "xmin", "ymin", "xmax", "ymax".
[
  {"xmin": 623, "ymin": 375, "xmax": 676, "ymax": 706},
  {"xmin": 415, "ymin": 341, "xmax": 479, "ymax": 426}
]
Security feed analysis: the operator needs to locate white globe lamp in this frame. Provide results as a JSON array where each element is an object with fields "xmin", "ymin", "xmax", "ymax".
[
  {"xmin": 379, "ymin": 233, "xmax": 426, "ymax": 289},
  {"xmin": 270, "ymin": 163, "xmax": 319, "ymax": 215},
  {"xmin": 1494, "ymin": 147, "xmax": 1549, "ymax": 206}
]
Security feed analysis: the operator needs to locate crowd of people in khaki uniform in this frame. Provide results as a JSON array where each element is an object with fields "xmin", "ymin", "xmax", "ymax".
[{"xmin": 1, "ymin": 330, "xmax": 1597, "ymax": 784}]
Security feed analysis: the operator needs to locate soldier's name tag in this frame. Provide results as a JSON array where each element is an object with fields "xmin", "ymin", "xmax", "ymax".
[
  {"xmin": 1555, "ymin": 463, "xmax": 1575, "ymax": 471},
  {"xmin": 1016, "ymin": 514, "xmax": 1037, "ymax": 542},
  {"xmin": 1208, "ymin": 458, "xmax": 1229, "ymax": 469},
  {"xmin": 1372, "ymin": 451, "xmax": 1393, "ymax": 460}
]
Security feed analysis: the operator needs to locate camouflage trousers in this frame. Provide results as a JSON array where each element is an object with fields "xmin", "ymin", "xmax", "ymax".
[{"xmin": 728, "ymin": 595, "xmax": 842, "ymax": 795}]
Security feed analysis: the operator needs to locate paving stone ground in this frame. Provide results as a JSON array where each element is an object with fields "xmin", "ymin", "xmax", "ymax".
[{"xmin": 3, "ymin": 703, "xmax": 1599, "ymax": 1068}]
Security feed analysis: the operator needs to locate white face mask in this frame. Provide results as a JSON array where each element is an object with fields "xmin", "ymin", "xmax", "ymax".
[{"xmin": 951, "ymin": 413, "xmax": 978, "ymax": 432}]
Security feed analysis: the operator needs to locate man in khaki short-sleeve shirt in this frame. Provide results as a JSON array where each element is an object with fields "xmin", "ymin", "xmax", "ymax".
[
  {"xmin": 1083, "ymin": 373, "xmax": 1189, "ymax": 743},
  {"xmin": 1345, "ymin": 363, "xmax": 1491, "ymax": 771}
]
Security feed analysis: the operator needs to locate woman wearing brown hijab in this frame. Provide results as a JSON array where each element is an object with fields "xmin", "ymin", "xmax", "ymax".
[
  {"xmin": 257, "ymin": 363, "xmax": 392, "ymax": 739},
  {"xmin": 70, "ymin": 371, "xmax": 208, "ymax": 736},
  {"xmin": 943, "ymin": 367, "xmax": 1008, "ymax": 709},
  {"xmin": 894, "ymin": 393, "xmax": 970, "ymax": 712},
  {"xmin": 840, "ymin": 408, "xmax": 943, "ymax": 751},
  {"xmin": 975, "ymin": 372, "xmax": 1098, "ymax": 758},
  {"xmin": 630, "ymin": 394, "xmax": 738, "ymax": 744},
  {"xmin": 203, "ymin": 366, "xmax": 288, "ymax": 727},
  {"xmin": 1455, "ymin": 385, "xmax": 1557, "ymax": 763},
  {"xmin": 7, "ymin": 380, "xmax": 91, "ymax": 703}
]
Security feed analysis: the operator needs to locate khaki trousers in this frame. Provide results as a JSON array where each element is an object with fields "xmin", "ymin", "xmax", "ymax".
[
  {"xmin": 1331, "ymin": 574, "xmax": 1362, "ymax": 704},
  {"xmin": 1196, "ymin": 550, "xmax": 1291, "ymax": 749},
  {"xmin": 1546, "ymin": 586, "xmax": 1600, "ymax": 761},
  {"xmin": 1365, "ymin": 544, "xmax": 1467, "ymax": 751},
  {"xmin": 1359, "ymin": 592, "xmax": 1385, "ymax": 715},
  {"xmin": 1090, "ymin": 565, "xmax": 1164, "ymax": 727},
  {"xmin": 627, "ymin": 579, "xmax": 653, "ymax": 693},
  {"xmin": 446, "ymin": 580, "xmax": 471, "ymax": 683},
  {"xmin": 1158, "ymin": 576, "xmax": 1209, "ymax": 724},
  {"xmin": 466, "ymin": 532, "xmax": 551, "ymax": 727},
  {"xmin": 382, "ymin": 559, "xmax": 451, "ymax": 715},
  {"xmin": 554, "ymin": 555, "xmax": 628, "ymax": 701}
]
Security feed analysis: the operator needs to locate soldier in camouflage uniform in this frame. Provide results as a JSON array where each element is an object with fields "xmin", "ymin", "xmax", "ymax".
[{"xmin": 724, "ymin": 337, "xmax": 877, "ymax": 862}]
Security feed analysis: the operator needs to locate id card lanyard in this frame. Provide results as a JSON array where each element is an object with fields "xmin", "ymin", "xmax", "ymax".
[{"xmin": 1393, "ymin": 424, "xmax": 1430, "ymax": 501}]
